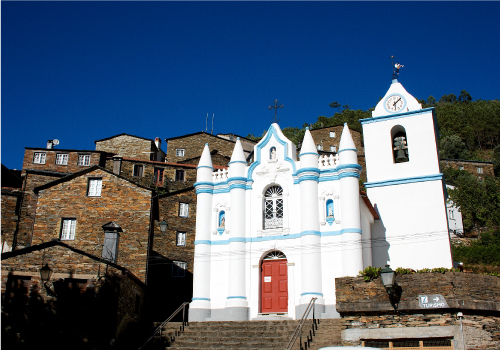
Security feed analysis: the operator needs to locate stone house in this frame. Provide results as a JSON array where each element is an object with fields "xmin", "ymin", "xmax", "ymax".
[
  {"xmin": 95, "ymin": 133, "xmax": 166, "ymax": 162},
  {"xmin": 147, "ymin": 187, "xmax": 197, "ymax": 319},
  {"xmin": 1, "ymin": 240, "xmax": 147, "ymax": 348},
  {"xmin": 165, "ymin": 131, "xmax": 256, "ymax": 164},
  {"xmin": 335, "ymin": 272, "xmax": 500, "ymax": 350},
  {"xmin": 440, "ymin": 158, "xmax": 495, "ymax": 179},
  {"xmin": 28, "ymin": 166, "xmax": 155, "ymax": 282}
]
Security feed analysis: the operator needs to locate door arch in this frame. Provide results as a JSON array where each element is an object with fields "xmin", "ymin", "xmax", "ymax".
[{"xmin": 260, "ymin": 251, "xmax": 288, "ymax": 314}]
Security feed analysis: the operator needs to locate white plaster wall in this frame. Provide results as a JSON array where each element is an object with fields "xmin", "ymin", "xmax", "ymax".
[
  {"xmin": 368, "ymin": 180, "xmax": 452, "ymax": 269},
  {"xmin": 363, "ymin": 110, "xmax": 440, "ymax": 183}
]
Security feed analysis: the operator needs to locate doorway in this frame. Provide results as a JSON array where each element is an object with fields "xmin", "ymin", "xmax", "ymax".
[{"xmin": 260, "ymin": 251, "xmax": 288, "ymax": 314}]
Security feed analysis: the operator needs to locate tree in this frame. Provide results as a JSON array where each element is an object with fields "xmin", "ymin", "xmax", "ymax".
[
  {"xmin": 439, "ymin": 134, "xmax": 471, "ymax": 159},
  {"xmin": 427, "ymin": 95, "xmax": 436, "ymax": 106},
  {"xmin": 448, "ymin": 174, "xmax": 500, "ymax": 234},
  {"xmin": 439, "ymin": 94, "xmax": 457, "ymax": 104},
  {"xmin": 458, "ymin": 90, "xmax": 472, "ymax": 102}
]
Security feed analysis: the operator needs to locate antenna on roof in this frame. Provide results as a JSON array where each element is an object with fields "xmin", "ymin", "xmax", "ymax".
[{"xmin": 211, "ymin": 113, "xmax": 214, "ymax": 135}]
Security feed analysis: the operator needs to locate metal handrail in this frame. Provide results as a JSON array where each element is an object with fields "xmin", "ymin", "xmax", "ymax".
[
  {"xmin": 138, "ymin": 301, "xmax": 190, "ymax": 350},
  {"xmin": 285, "ymin": 297, "xmax": 318, "ymax": 350}
]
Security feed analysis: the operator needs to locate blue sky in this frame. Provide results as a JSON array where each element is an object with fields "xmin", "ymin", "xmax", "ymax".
[{"xmin": 2, "ymin": 1, "xmax": 500, "ymax": 170}]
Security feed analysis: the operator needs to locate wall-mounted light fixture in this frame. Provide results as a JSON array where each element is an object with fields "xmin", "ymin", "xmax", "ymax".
[
  {"xmin": 40, "ymin": 263, "xmax": 53, "ymax": 282},
  {"xmin": 159, "ymin": 220, "xmax": 168, "ymax": 233},
  {"xmin": 380, "ymin": 264, "xmax": 399, "ymax": 310}
]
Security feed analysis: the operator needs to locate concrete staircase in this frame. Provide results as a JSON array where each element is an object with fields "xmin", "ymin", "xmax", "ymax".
[{"xmin": 153, "ymin": 319, "xmax": 342, "ymax": 350}]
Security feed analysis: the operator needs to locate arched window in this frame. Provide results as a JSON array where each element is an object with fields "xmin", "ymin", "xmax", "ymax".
[
  {"xmin": 262, "ymin": 250, "xmax": 286, "ymax": 260},
  {"xmin": 264, "ymin": 186, "xmax": 283, "ymax": 229},
  {"xmin": 391, "ymin": 125, "xmax": 409, "ymax": 163}
]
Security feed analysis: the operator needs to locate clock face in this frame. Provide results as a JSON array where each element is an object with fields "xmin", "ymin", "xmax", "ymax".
[{"xmin": 385, "ymin": 94, "xmax": 405, "ymax": 112}]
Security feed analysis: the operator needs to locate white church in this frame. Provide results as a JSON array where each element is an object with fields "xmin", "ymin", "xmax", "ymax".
[{"xmin": 189, "ymin": 76, "xmax": 453, "ymax": 322}]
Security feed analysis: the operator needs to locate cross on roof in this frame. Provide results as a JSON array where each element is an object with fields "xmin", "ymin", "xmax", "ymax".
[{"xmin": 268, "ymin": 99, "xmax": 284, "ymax": 123}]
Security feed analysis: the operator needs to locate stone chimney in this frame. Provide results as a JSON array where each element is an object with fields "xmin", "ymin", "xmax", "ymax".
[
  {"xmin": 112, "ymin": 156, "xmax": 122, "ymax": 175},
  {"xmin": 47, "ymin": 140, "xmax": 53, "ymax": 149}
]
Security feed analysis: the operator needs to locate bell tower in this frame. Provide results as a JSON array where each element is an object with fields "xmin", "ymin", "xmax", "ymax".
[{"xmin": 360, "ymin": 62, "xmax": 452, "ymax": 270}]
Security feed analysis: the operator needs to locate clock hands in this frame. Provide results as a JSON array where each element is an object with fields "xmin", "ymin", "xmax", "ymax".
[{"xmin": 393, "ymin": 97, "xmax": 402, "ymax": 107}]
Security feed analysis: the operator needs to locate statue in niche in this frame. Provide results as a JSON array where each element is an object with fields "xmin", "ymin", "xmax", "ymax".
[
  {"xmin": 270, "ymin": 147, "xmax": 277, "ymax": 160},
  {"xmin": 326, "ymin": 200, "xmax": 334, "ymax": 218},
  {"xmin": 219, "ymin": 212, "xmax": 225, "ymax": 228}
]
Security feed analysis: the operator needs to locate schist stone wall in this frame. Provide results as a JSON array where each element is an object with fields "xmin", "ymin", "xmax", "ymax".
[
  {"xmin": 166, "ymin": 133, "xmax": 237, "ymax": 164},
  {"xmin": 155, "ymin": 188, "xmax": 197, "ymax": 273},
  {"xmin": 16, "ymin": 172, "xmax": 67, "ymax": 248},
  {"xmin": 31, "ymin": 168, "xmax": 152, "ymax": 282},
  {"xmin": 95, "ymin": 135, "xmax": 154, "ymax": 161},
  {"xmin": 440, "ymin": 159, "xmax": 495, "ymax": 177},
  {"xmin": 1, "ymin": 243, "xmax": 146, "ymax": 346},
  {"xmin": 336, "ymin": 273, "xmax": 500, "ymax": 350},
  {"xmin": 104, "ymin": 158, "xmax": 198, "ymax": 192},
  {"xmin": 1, "ymin": 188, "xmax": 22, "ymax": 252},
  {"xmin": 22, "ymin": 149, "xmax": 104, "ymax": 173},
  {"xmin": 309, "ymin": 125, "xmax": 364, "ymax": 155}
]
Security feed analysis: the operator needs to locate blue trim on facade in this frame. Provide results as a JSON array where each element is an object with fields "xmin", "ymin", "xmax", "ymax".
[
  {"xmin": 364, "ymin": 173, "xmax": 444, "ymax": 188},
  {"xmin": 337, "ymin": 164, "xmax": 362, "ymax": 171},
  {"xmin": 192, "ymin": 297, "xmax": 211, "ymax": 301},
  {"xmin": 194, "ymin": 228, "xmax": 361, "ymax": 245},
  {"xmin": 296, "ymin": 167, "xmax": 320, "ymax": 175},
  {"xmin": 247, "ymin": 124, "xmax": 297, "ymax": 181},
  {"xmin": 300, "ymin": 292, "xmax": 324, "ymax": 297},
  {"xmin": 227, "ymin": 296, "xmax": 247, "ymax": 300},
  {"xmin": 196, "ymin": 165, "xmax": 214, "ymax": 170},
  {"xmin": 337, "ymin": 148, "xmax": 358, "ymax": 154},
  {"xmin": 299, "ymin": 152, "xmax": 319, "ymax": 157},
  {"xmin": 228, "ymin": 160, "xmax": 247, "ymax": 165},
  {"xmin": 360, "ymin": 107, "xmax": 435, "ymax": 125},
  {"xmin": 339, "ymin": 171, "xmax": 360, "ymax": 179}
]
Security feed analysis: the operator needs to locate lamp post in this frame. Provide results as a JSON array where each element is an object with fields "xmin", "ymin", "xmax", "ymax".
[{"xmin": 159, "ymin": 220, "xmax": 168, "ymax": 234}]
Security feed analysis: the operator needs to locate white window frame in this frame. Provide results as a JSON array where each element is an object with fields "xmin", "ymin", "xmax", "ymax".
[
  {"xmin": 330, "ymin": 145, "xmax": 337, "ymax": 152},
  {"xmin": 179, "ymin": 203, "xmax": 189, "ymax": 218},
  {"xmin": 329, "ymin": 131, "xmax": 336, "ymax": 138},
  {"xmin": 55, "ymin": 153, "xmax": 69, "ymax": 165},
  {"xmin": 133, "ymin": 164, "xmax": 144, "ymax": 177},
  {"xmin": 317, "ymin": 144, "xmax": 323, "ymax": 151},
  {"xmin": 33, "ymin": 152, "xmax": 46, "ymax": 164},
  {"xmin": 176, "ymin": 232, "xmax": 186, "ymax": 246},
  {"xmin": 78, "ymin": 154, "xmax": 91, "ymax": 166},
  {"xmin": 61, "ymin": 219, "xmax": 76, "ymax": 240},
  {"xmin": 88, "ymin": 178, "xmax": 102, "ymax": 197},
  {"xmin": 172, "ymin": 261, "xmax": 186, "ymax": 277},
  {"xmin": 176, "ymin": 149, "xmax": 185, "ymax": 157},
  {"xmin": 264, "ymin": 185, "xmax": 284, "ymax": 230},
  {"xmin": 477, "ymin": 167, "xmax": 483, "ymax": 174}
]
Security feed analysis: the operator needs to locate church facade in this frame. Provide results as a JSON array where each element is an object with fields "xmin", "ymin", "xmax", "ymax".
[{"xmin": 189, "ymin": 79, "xmax": 452, "ymax": 322}]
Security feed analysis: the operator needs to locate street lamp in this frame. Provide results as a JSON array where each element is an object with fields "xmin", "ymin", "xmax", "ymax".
[
  {"xmin": 159, "ymin": 220, "xmax": 168, "ymax": 233},
  {"xmin": 40, "ymin": 263, "xmax": 53, "ymax": 282},
  {"xmin": 380, "ymin": 264, "xmax": 396, "ymax": 292}
]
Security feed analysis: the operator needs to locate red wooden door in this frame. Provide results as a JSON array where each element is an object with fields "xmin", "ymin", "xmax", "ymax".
[{"xmin": 261, "ymin": 259, "xmax": 288, "ymax": 313}]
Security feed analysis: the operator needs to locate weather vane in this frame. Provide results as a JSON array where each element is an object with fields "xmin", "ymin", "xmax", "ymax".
[
  {"xmin": 390, "ymin": 55, "xmax": 404, "ymax": 80},
  {"xmin": 268, "ymin": 99, "xmax": 284, "ymax": 123}
]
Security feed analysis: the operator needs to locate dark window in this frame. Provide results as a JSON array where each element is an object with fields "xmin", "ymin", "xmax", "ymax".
[
  {"xmin": 172, "ymin": 261, "xmax": 186, "ymax": 277},
  {"xmin": 175, "ymin": 170, "xmax": 185, "ymax": 181},
  {"xmin": 154, "ymin": 168, "xmax": 164, "ymax": 186},
  {"xmin": 133, "ymin": 164, "xmax": 144, "ymax": 177}
]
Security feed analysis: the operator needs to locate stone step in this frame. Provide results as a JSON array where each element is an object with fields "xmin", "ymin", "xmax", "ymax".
[{"xmin": 158, "ymin": 319, "xmax": 341, "ymax": 350}]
